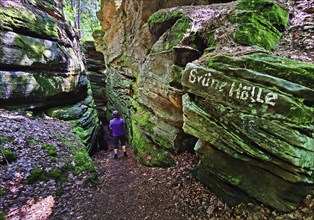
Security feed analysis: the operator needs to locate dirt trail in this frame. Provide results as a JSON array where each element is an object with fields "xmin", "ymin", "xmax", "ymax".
[{"xmin": 49, "ymin": 127, "xmax": 314, "ymax": 220}]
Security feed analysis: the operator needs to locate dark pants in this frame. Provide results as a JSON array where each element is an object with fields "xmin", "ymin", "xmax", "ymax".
[{"xmin": 113, "ymin": 135, "xmax": 126, "ymax": 148}]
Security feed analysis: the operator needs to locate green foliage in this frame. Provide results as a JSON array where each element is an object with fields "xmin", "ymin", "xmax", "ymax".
[{"xmin": 64, "ymin": 0, "xmax": 101, "ymax": 41}]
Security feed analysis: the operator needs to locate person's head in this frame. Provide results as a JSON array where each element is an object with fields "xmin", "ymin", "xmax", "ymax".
[{"xmin": 112, "ymin": 110, "xmax": 120, "ymax": 118}]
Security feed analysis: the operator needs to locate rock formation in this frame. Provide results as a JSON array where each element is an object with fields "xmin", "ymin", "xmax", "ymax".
[
  {"xmin": 0, "ymin": 0, "xmax": 100, "ymax": 153},
  {"xmin": 96, "ymin": 0, "xmax": 314, "ymax": 211}
]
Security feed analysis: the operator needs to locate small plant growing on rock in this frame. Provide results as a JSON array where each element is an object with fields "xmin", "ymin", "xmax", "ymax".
[
  {"xmin": 42, "ymin": 144, "xmax": 58, "ymax": 157},
  {"xmin": 47, "ymin": 168, "xmax": 68, "ymax": 183},
  {"xmin": 0, "ymin": 148, "xmax": 17, "ymax": 164},
  {"xmin": 0, "ymin": 188, "xmax": 5, "ymax": 197},
  {"xmin": 27, "ymin": 168, "xmax": 45, "ymax": 184},
  {"xmin": 29, "ymin": 139, "xmax": 38, "ymax": 145}
]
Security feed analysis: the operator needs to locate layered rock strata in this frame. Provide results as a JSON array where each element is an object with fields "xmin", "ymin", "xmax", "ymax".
[
  {"xmin": 0, "ymin": 0, "xmax": 100, "ymax": 152},
  {"xmin": 96, "ymin": 0, "xmax": 314, "ymax": 211}
]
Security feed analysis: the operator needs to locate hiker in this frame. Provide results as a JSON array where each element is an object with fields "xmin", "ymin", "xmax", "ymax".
[{"xmin": 109, "ymin": 110, "xmax": 128, "ymax": 159}]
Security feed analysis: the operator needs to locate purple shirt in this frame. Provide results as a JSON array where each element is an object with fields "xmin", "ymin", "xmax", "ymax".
[{"xmin": 109, "ymin": 118, "xmax": 126, "ymax": 137}]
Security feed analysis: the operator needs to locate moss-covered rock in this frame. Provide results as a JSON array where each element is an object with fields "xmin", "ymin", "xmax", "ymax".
[
  {"xmin": 148, "ymin": 9, "xmax": 184, "ymax": 38},
  {"xmin": 0, "ymin": 7, "xmax": 59, "ymax": 40},
  {"xmin": 207, "ymin": 52, "xmax": 314, "ymax": 88},
  {"xmin": 236, "ymin": 0, "xmax": 288, "ymax": 31},
  {"xmin": 229, "ymin": 0, "xmax": 288, "ymax": 50},
  {"xmin": 131, "ymin": 119, "xmax": 175, "ymax": 167},
  {"xmin": 181, "ymin": 50, "xmax": 314, "ymax": 211},
  {"xmin": 131, "ymin": 103, "xmax": 175, "ymax": 167},
  {"xmin": 151, "ymin": 16, "xmax": 192, "ymax": 53},
  {"xmin": 46, "ymin": 87, "xmax": 100, "ymax": 153}
]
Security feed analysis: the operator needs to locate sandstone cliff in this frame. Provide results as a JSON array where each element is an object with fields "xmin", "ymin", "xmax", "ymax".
[
  {"xmin": 0, "ymin": 0, "xmax": 100, "ymax": 152},
  {"xmin": 96, "ymin": 0, "xmax": 314, "ymax": 211}
]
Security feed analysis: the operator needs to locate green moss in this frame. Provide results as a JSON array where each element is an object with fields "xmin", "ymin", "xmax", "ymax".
[
  {"xmin": 236, "ymin": 0, "xmax": 288, "ymax": 30},
  {"xmin": 27, "ymin": 168, "xmax": 45, "ymax": 184},
  {"xmin": 1, "ymin": 149, "xmax": 17, "ymax": 163},
  {"xmin": 48, "ymin": 97, "xmax": 99, "ymax": 151},
  {"xmin": 42, "ymin": 144, "xmax": 58, "ymax": 157},
  {"xmin": 206, "ymin": 34, "xmax": 216, "ymax": 52},
  {"xmin": 229, "ymin": 0, "xmax": 288, "ymax": 50},
  {"xmin": 46, "ymin": 103, "xmax": 86, "ymax": 120},
  {"xmin": 47, "ymin": 168, "xmax": 67, "ymax": 183},
  {"xmin": 148, "ymin": 10, "xmax": 183, "ymax": 28},
  {"xmin": 0, "ymin": 189, "xmax": 5, "ymax": 197},
  {"xmin": 132, "ymin": 100, "xmax": 174, "ymax": 151},
  {"xmin": 132, "ymin": 120, "xmax": 175, "ymax": 167},
  {"xmin": 72, "ymin": 148, "xmax": 96, "ymax": 174},
  {"xmin": 0, "ymin": 136, "xmax": 11, "ymax": 145},
  {"xmin": 55, "ymin": 134, "xmax": 96, "ymax": 175},
  {"xmin": 32, "ymin": 74, "xmax": 62, "ymax": 96},
  {"xmin": 0, "ymin": 7, "xmax": 59, "ymax": 38},
  {"xmin": 55, "ymin": 188, "xmax": 63, "ymax": 197},
  {"xmin": 72, "ymin": 125, "xmax": 94, "ymax": 145},
  {"xmin": 151, "ymin": 16, "xmax": 192, "ymax": 53},
  {"xmin": 131, "ymin": 100, "xmax": 152, "ymax": 128},
  {"xmin": 27, "ymin": 167, "xmax": 68, "ymax": 184},
  {"xmin": 207, "ymin": 53, "xmax": 314, "ymax": 88},
  {"xmin": 0, "ymin": 212, "xmax": 5, "ymax": 220},
  {"xmin": 229, "ymin": 11, "xmax": 281, "ymax": 50},
  {"xmin": 131, "ymin": 109, "xmax": 175, "ymax": 167},
  {"xmin": 29, "ymin": 139, "xmax": 38, "ymax": 145},
  {"xmin": 118, "ymin": 54, "xmax": 128, "ymax": 66}
]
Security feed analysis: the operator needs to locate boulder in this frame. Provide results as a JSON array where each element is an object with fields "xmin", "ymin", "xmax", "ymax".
[
  {"xmin": 181, "ymin": 48, "xmax": 314, "ymax": 212},
  {"xmin": 0, "ymin": 0, "xmax": 84, "ymax": 108}
]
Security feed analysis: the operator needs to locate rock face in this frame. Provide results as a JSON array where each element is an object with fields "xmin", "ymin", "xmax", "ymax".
[
  {"xmin": 96, "ymin": 0, "xmax": 314, "ymax": 211},
  {"xmin": 0, "ymin": 0, "xmax": 100, "ymax": 152}
]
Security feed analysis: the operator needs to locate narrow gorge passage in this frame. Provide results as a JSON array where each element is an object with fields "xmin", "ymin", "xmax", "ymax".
[{"xmin": 50, "ymin": 125, "xmax": 216, "ymax": 220}]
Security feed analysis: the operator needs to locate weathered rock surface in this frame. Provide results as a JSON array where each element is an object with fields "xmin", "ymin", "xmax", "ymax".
[
  {"xmin": 96, "ymin": 0, "xmax": 314, "ymax": 211},
  {"xmin": 81, "ymin": 41, "xmax": 107, "ymax": 120},
  {"xmin": 0, "ymin": 0, "xmax": 100, "ymax": 152},
  {"xmin": 0, "ymin": 1, "xmax": 85, "ymax": 107},
  {"xmin": 182, "ymin": 53, "xmax": 314, "ymax": 211}
]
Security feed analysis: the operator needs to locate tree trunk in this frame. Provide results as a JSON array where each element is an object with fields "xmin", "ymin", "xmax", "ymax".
[{"xmin": 77, "ymin": 0, "xmax": 82, "ymax": 38}]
